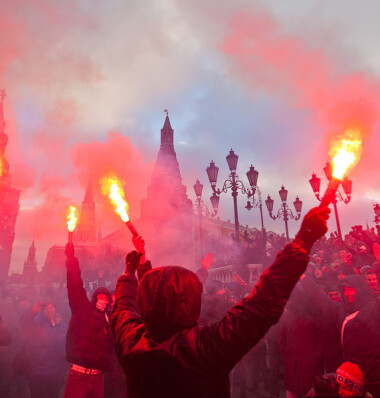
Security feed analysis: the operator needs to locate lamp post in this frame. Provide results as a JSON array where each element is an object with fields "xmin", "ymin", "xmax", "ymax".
[
  {"xmin": 372, "ymin": 202, "xmax": 380, "ymax": 225},
  {"xmin": 309, "ymin": 161, "xmax": 352, "ymax": 240},
  {"xmin": 265, "ymin": 186, "xmax": 302, "ymax": 241},
  {"xmin": 245, "ymin": 165, "xmax": 266, "ymax": 248},
  {"xmin": 207, "ymin": 149, "xmax": 252, "ymax": 241},
  {"xmin": 193, "ymin": 179, "xmax": 218, "ymax": 249}
]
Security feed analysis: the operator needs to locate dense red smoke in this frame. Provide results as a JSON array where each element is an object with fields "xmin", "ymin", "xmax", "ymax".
[
  {"xmin": 223, "ymin": 10, "xmax": 380, "ymax": 143},
  {"xmin": 70, "ymin": 131, "xmax": 153, "ymax": 226}
]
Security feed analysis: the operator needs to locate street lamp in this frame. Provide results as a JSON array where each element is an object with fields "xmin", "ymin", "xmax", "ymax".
[
  {"xmin": 372, "ymin": 202, "xmax": 380, "ymax": 225},
  {"xmin": 207, "ymin": 149, "xmax": 251, "ymax": 241},
  {"xmin": 193, "ymin": 179, "xmax": 217, "ymax": 249},
  {"xmin": 245, "ymin": 165, "xmax": 266, "ymax": 249},
  {"xmin": 265, "ymin": 186, "xmax": 302, "ymax": 241},
  {"xmin": 309, "ymin": 161, "xmax": 352, "ymax": 239}
]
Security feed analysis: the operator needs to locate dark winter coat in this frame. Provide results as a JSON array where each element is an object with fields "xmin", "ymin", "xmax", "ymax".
[
  {"xmin": 19, "ymin": 309, "xmax": 67, "ymax": 376},
  {"xmin": 338, "ymin": 276, "xmax": 380, "ymax": 393},
  {"xmin": 66, "ymin": 256, "xmax": 114, "ymax": 370},
  {"xmin": 299, "ymin": 276, "xmax": 343, "ymax": 372},
  {"xmin": 112, "ymin": 241, "xmax": 310, "ymax": 398},
  {"xmin": 279, "ymin": 294, "xmax": 323, "ymax": 395}
]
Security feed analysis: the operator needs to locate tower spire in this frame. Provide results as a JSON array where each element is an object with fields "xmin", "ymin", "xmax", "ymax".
[
  {"xmin": 74, "ymin": 172, "xmax": 96, "ymax": 242},
  {"xmin": 160, "ymin": 109, "xmax": 174, "ymax": 153},
  {"xmin": 84, "ymin": 171, "xmax": 94, "ymax": 203},
  {"xmin": 23, "ymin": 238, "xmax": 37, "ymax": 275}
]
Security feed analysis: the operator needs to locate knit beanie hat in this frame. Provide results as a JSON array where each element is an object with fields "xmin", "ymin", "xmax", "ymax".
[{"xmin": 335, "ymin": 362, "xmax": 364, "ymax": 394}]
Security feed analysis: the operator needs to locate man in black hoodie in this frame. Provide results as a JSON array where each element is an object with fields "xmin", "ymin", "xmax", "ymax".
[
  {"xmin": 112, "ymin": 207, "xmax": 330, "ymax": 398},
  {"xmin": 339, "ymin": 275, "xmax": 380, "ymax": 396},
  {"xmin": 63, "ymin": 243, "xmax": 114, "ymax": 398}
]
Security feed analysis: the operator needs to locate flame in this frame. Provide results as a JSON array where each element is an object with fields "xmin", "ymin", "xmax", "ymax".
[
  {"xmin": 99, "ymin": 175, "xmax": 129, "ymax": 222},
  {"xmin": 0, "ymin": 155, "xmax": 8, "ymax": 179},
  {"xmin": 67, "ymin": 206, "xmax": 78, "ymax": 232},
  {"xmin": 329, "ymin": 129, "xmax": 362, "ymax": 180}
]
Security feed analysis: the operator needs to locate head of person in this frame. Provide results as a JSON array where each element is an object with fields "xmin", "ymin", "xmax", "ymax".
[
  {"xmin": 325, "ymin": 283, "xmax": 342, "ymax": 302},
  {"xmin": 338, "ymin": 275, "xmax": 375, "ymax": 313},
  {"xmin": 314, "ymin": 266, "xmax": 323, "ymax": 279},
  {"xmin": 335, "ymin": 362, "xmax": 365, "ymax": 397},
  {"xmin": 340, "ymin": 250, "xmax": 347, "ymax": 261},
  {"xmin": 91, "ymin": 287, "xmax": 112, "ymax": 312},
  {"xmin": 337, "ymin": 270, "xmax": 346, "ymax": 282},
  {"xmin": 43, "ymin": 303, "xmax": 56, "ymax": 321},
  {"xmin": 364, "ymin": 271, "xmax": 378, "ymax": 291},
  {"xmin": 137, "ymin": 266, "xmax": 203, "ymax": 343}
]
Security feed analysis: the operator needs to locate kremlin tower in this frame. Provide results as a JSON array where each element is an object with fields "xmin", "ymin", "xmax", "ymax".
[{"xmin": 0, "ymin": 90, "xmax": 21, "ymax": 280}]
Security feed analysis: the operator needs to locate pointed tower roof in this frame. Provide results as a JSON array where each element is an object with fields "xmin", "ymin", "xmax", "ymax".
[
  {"xmin": 83, "ymin": 172, "xmax": 94, "ymax": 203},
  {"xmin": 160, "ymin": 109, "xmax": 174, "ymax": 154},
  {"xmin": 140, "ymin": 111, "xmax": 192, "ymax": 221},
  {"xmin": 161, "ymin": 110, "xmax": 173, "ymax": 133}
]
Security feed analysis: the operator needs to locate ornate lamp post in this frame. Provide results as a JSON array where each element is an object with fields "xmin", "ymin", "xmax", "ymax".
[
  {"xmin": 193, "ymin": 179, "xmax": 218, "ymax": 248},
  {"xmin": 265, "ymin": 186, "xmax": 302, "ymax": 241},
  {"xmin": 309, "ymin": 161, "xmax": 352, "ymax": 240},
  {"xmin": 207, "ymin": 149, "xmax": 250, "ymax": 241},
  {"xmin": 245, "ymin": 165, "xmax": 266, "ymax": 248},
  {"xmin": 373, "ymin": 203, "xmax": 380, "ymax": 225}
]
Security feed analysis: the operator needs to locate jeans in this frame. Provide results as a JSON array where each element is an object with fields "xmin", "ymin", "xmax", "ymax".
[{"xmin": 63, "ymin": 369, "xmax": 104, "ymax": 398}]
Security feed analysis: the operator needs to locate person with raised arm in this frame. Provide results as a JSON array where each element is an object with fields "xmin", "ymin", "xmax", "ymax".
[{"xmin": 112, "ymin": 207, "xmax": 330, "ymax": 398}]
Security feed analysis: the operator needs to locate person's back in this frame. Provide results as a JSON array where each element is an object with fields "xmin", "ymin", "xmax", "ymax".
[
  {"xmin": 112, "ymin": 208, "xmax": 330, "ymax": 397},
  {"xmin": 123, "ymin": 335, "xmax": 231, "ymax": 398}
]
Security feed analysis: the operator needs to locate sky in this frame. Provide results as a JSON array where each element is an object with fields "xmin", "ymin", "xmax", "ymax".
[{"xmin": 2, "ymin": 0, "xmax": 380, "ymax": 273}]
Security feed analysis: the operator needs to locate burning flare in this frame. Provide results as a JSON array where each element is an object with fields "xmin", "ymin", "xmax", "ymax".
[
  {"xmin": 67, "ymin": 206, "xmax": 78, "ymax": 232},
  {"xmin": 100, "ymin": 175, "xmax": 129, "ymax": 222},
  {"xmin": 329, "ymin": 129, "xmax": 362, "ymax": 180}
]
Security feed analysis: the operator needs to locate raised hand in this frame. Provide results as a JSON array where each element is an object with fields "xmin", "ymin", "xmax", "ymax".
[
  {"xmin": 201, "ymin": 252, "xmax": 214, "ymax": 270},
  {"xmin": 125, "ymin": 251, "xmax": 142, "ymax": 276},
  {"xmin": 295, "ymin": 207, "xmax": 331, "ymax": 252}
]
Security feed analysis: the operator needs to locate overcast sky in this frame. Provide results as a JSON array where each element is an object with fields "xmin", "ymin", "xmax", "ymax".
[{"xmin": 2, "ymin": 0, "xmax": 380, "ymax": 273}]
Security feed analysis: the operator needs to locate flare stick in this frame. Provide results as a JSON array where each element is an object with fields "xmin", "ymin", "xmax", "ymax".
[
  {"xmin": 319, "ymin": 178, "xmax": 341, "ymax": 208},
  {"xmin": 68, "ymin": 231, "xmax": 73, "ymax": 243},
  {"xmin": 126, "ymin": 220, "xmax": 139, "ymax": 237}
]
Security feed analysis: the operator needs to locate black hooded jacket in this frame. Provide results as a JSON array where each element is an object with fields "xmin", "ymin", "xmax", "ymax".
[
  {"xmin": 66, "ymin": 257, "xmax": 114, "ymax": 370},
  {"xmin": 112, "ymin": 241, "xmax": 310, "ymax": 398},
  {"xmin": 338, "ymin": 276, "xmax": 380, "ymax": 391}
]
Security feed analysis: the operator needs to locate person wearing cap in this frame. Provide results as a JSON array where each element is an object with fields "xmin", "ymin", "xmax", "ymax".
[
  {"xmin": 335, "ymin": 362, "xmax": 365, "ymax": 397},
  {"xmin": 112, "ymin": 207, "xmax": 330, "ymax": 397},
  {"xmin": 305, "ymin": 362, "xmax": 367, "ymax": 397},
  {"xmin": 63, "ymin": 243, "xmax": 114, "ymax": 398}
]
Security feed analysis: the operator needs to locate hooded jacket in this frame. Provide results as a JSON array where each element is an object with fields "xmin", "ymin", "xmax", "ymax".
[
  {"xmin": 112, "ymin": 241, "xmax": 310, "ymax": 398},
  {"xmin": 66, "ymin": 257, "xmax": 114, "ymax": 370},
  {"xmin": 338, "ymin": 276, "xmax": 380, "ymax": 392}
]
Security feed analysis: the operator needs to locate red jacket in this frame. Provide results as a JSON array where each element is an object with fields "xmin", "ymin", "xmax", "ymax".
[{"xmin": 112, "ymin": 242, "xmax": 309, "ymax": 398}]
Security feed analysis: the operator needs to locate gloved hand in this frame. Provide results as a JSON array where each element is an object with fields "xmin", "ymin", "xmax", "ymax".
[
  {"xmin": 65, "ymin": 243, "xmax": 75, "ymax": 258},
  {"xmin": 295, "ymin": 206, "xmax": 330, "ymax": 252},
  {"xmin": 125, "ymin": 251, "xmax": 142, "ymax": 276}
]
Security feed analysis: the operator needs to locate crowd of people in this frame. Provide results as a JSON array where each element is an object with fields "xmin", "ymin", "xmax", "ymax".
[{"xmin": 0, "ymin": 209, "xmax": 379, "ymax": 397}]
